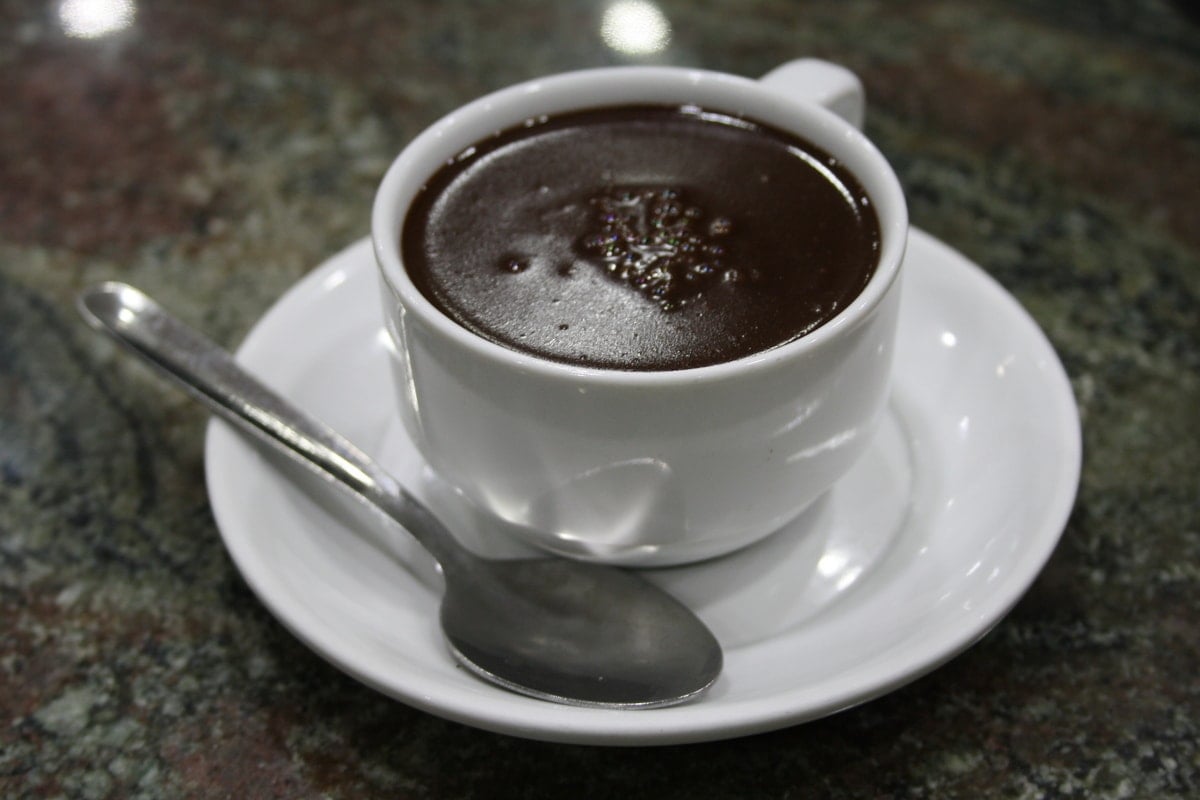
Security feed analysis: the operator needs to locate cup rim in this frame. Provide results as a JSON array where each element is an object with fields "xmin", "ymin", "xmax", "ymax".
[{"xmin": 372, "ymin": 65, "xmax": 908, "ymax": 386}]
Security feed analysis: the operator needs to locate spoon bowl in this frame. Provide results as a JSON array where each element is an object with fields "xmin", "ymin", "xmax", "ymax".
[
  {"xmin": 78, "ymin": 282, "xmax": 722, "ymax": 708},
  {"xmin": 444, "ymin": 557, "xmax": 721, "ymax": 706}
]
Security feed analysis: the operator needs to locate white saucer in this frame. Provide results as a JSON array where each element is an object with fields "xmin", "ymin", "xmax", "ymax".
[{"xmin": 204, "ymin": 229, "xmax": 1080, "ymax": 745}]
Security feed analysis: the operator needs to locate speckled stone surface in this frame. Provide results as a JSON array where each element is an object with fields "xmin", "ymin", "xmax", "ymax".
[{"xmin": 2, "ymin": 0, "xmax": 1198, "ymax": 797}]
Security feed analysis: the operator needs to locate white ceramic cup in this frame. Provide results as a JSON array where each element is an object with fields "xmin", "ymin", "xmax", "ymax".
[{"xmin": 372, "ymin": 59, "xmax": 908, "ymax": 566}]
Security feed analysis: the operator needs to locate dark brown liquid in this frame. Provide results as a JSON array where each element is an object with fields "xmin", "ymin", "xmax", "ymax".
[{"xmin": 401, "ymin": 105, "xmax": 880, "ymax": 370}]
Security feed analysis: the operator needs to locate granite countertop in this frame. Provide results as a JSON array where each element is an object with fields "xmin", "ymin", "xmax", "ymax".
[{"xmin": 2, "ymin": 1, "xmax": 1198, "ymax": 797}]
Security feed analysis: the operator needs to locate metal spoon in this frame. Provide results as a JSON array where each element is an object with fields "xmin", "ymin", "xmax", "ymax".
[{"xmin": 78, "ymin": 282, "xmax": 722, "ymax": 708}]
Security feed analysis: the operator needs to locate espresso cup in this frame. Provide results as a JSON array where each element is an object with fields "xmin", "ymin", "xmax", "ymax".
[{"xmin": 372, "ymin": 59, "xmax": 908, "ymax": 566}]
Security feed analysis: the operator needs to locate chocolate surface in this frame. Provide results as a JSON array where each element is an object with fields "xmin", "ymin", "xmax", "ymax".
[{"xmin": 402, "ymin": 105, "xmax": 880, "ymax": 370}]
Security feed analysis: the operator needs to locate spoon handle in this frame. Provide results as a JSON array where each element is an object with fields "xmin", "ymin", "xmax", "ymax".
[{"xmin": 78, "ymin": 282, "xmax": 471, "ymax": 572}]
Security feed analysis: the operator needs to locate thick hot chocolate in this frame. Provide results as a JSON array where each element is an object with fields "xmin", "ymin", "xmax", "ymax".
[{"xmin": 401, "ymin": 105, "xmax": 880, "ymax": 370}]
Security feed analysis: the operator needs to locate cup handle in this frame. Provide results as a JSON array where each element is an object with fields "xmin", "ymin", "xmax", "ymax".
[{"xmin": 759, "ymin": 59, "xmax": 865, "ymax": 130}]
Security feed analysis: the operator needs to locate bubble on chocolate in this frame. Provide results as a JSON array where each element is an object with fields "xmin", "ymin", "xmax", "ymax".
[
  {"xmin": 499, "ymin": 255, "xmax": 531, "ymax": 273},
  {"xmin": 576, "ymin": 187, "xmax": 751, "ymax": 310},
  {"xmin": 708, "ymin": 217, "xmax": 733, "ymax": 237}
]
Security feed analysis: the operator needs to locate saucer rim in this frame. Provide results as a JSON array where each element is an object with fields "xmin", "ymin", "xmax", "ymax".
[{"xmin": 204, "ymin": 228, "xmax": 1081, "ymax": 745}]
